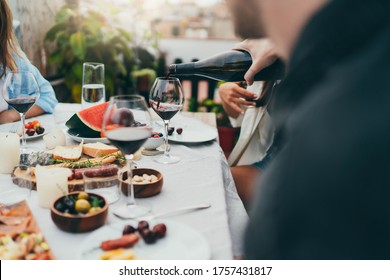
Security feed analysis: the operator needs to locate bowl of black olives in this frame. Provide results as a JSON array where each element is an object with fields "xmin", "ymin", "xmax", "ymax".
[{"xmin": 50, "ymin": 191, "xmax": 108, "ymax": 233}]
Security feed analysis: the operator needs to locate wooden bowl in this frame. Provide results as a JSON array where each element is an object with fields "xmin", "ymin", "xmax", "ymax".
[
  {"xmin": 50, "ymin": 192, "xmax": 108, "ymax": 233},
  {"xmin": 120, "ymin": 168, "xmax": 163, "ymax": 198}
]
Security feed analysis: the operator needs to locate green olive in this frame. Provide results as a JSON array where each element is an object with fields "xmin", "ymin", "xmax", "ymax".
[
  {"xmin": 75, "ymin": 199, "xmax": 91, "ymax": 213},
  {"xmin": 88, "ymin": 207, "xmax": 102, "ymax": 214},
  {"xmin": 77, "ymin": 192, "xmax": 89, "ymax": 200}
]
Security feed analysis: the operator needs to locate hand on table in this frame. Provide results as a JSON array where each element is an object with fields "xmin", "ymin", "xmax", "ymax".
[{"xmin": 219, "ymin": 82, "xmax": 257, "ymax": 119}]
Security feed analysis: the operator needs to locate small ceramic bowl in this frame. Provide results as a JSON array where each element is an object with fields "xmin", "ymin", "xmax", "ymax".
[
  {"xmin": 143, "ymin": 136, "xmax": 164, "ymax": 150},
  {"xmin": 120, "ymin": 168, "xmax": 163, "ymax": 198},
  {"xmin": 51, "ymin": 191, "xmax": 108, "ymax": 233}
]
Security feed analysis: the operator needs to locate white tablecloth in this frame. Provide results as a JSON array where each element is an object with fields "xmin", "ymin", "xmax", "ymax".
[{"xmin": 0, "ymin": 103, "xmax": 249, "ymax": 259}]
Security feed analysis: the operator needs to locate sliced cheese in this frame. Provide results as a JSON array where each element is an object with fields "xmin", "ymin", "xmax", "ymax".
[
  {"xmin": 82, "ymin": 142, "xmax": 119, "ymax": 158},
  {"xmin": 52, "ymin": 141, "xmax": 83, "ymax": 161}
]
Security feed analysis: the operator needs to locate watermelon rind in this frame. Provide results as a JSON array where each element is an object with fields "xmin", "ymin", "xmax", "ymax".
[
  {"xmin": 65, "ymin": 102, "xmax": 108, "ymax": 138},
  {"xmin": 65, "ymin": 114, "xmax": 101, "ymax": 138}
]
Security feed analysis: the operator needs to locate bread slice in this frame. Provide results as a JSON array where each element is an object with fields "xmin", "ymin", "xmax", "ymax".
[
  {"xmin": 52, "ymin": 141, "xmax": 83, "ymax": 161},
  {"xmin": 82, "ymin": 142, "xmax": 119, "ymax": 158}
]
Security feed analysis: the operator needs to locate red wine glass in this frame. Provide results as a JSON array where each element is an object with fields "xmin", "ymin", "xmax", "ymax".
[
  {"xmin": 149, "ymin": 77, "xmax": 184, "ymax": 164},
  {"xmin": 102, "ymin": 95, "xmax": 152, "ymax": 218},
  {"xmin": 2, "ymin": 71, "xmax": 40, "ymax": 153}
]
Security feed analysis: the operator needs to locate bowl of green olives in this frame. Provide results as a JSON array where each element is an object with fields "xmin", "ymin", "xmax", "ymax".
[{"xmin": 50, "ymin": 191, "xmax": 108, "ymax": 233}]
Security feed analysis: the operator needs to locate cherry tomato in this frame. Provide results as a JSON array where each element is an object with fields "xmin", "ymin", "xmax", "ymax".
[{"xmin": 25, "ymin": 122, "xmax": 34, "ymax": 129}]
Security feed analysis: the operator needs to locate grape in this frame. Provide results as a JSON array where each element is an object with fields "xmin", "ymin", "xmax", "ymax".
[
  {"xmin": 26, "ymin": 128, "xmax": 35, "ymax": 136},
  {"xmin": 112, "ymin": 108, "xmax": 134, "ymax": 126},
  {"xmin": 167, "ymin": 127, "xmax": 174, "ymax": 136},
  {"xmin": 137, "ymin": 220, "xmax": 149, "ymax": 232},
  {"xmin": 122, "ymin": 225, "xmax": 136, "ymax": 235},
  {"xmin": 153, "ymin": 223, "xmax": 167, "ymax": 238},
  {"xmin": 141, "ymin": 229, "xmax": 157, "ymax": 244},
  {"xmin": 176, "ymin": 128, "xmax": 183, "ymax": 135},
  {"xmin": 36, "ymin": 126, "xmax": 45, "ymax": 135}
]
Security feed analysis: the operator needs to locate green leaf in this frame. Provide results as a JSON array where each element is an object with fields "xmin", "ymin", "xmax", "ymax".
[
  {"xmin": 70, "ymin": 63, "xmax": 83, "ymax": 83},
  {"xmin": 57, "ymin": 31, "xmax": 70, "ymax": 47},
  {"xmin": 116, "ymin": 61, "xmax": 127, "ymax": 76},
  {"xmin": 70, "ymin": 32, "xmax": 86, "ymax": 59},
  {"xmin": 47, "ymin": 50, "xmax": 64, "ymax": 66},
  {"xmin": 44, "ymin": 23, "xmax": 66, "ymax": 41},
  {"xmin": 55, "ymin": 7, "xmax": 74, "ymax": 24}
]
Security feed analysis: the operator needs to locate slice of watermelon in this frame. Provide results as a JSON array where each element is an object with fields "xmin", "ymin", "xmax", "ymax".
[{"xmin": 65, "ymin": 102, "xmax": 109, "ymax": 138}]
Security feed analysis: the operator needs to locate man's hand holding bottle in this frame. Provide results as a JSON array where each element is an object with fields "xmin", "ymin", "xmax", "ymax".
[
  {"xmin": 233, "ymin": 38, "xmax": 278, "ymax": 85},
  {"xmin": 219, "ymin": 38, "xmax": 279, "ymax": 117}
]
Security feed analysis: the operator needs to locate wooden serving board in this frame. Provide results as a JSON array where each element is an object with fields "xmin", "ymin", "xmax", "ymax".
[{"xmin": 11, "ymin": 167, "xmax": 118, "ymax": 193}]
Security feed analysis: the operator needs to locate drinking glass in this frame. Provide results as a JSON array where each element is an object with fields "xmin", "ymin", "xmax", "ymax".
[
  {"xmin": 102, "ymin": 95, "xmax": 152, "ymax": 218},
  {"xmin": 2, "ymin": 71, "xmax": 40, "ymax": 153},
  {"xmin": 83, "ymin": 169, "xmax": 120, "ymax": 205},
  {"xmin": 82, "ymin": 62, "xmax": 105, "ymax": 108},
  {"xmin": 149, "ymin": 77, "xmax": 184, "ymax": 164}
]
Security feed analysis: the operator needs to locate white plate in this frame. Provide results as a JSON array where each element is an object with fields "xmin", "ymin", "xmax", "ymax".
[
  {"xmin": 67, "ymin": 129, "xmax": 110, "ymax": 144},
  {"xmin": 78, "ymin": 220, "xmax": 211, "ymax": 260},
  {"xmin": 21, "ymin": 130, "xmax": 49, "ymax": 141},
  {"xmin": 168, "ymin": 126, "xmax": 217, "ymax": 143}
]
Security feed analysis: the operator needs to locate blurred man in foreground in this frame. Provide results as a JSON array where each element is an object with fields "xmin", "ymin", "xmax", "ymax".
[{"xmin": 226, "ymin": 0, "xmax": 390, "ymax": 259}]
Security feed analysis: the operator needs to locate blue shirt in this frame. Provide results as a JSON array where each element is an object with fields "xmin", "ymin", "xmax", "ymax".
[{"xmin": 1, "ymin": 50, "xmax": 58, "ymax": 113}]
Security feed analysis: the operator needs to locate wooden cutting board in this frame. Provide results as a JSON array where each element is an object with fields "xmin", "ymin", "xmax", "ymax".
[{"xmin": 11, "ymin": 167, "xmax": 118, "ymax": 193}]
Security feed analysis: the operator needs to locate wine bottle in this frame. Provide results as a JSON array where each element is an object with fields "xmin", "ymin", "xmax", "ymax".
[{"xmin": 168, "ymin": 50, "xmax": 285, "ymax": 82}]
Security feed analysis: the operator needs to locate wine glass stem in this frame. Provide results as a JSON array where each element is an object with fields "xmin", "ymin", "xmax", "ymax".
[
  {"xmin": 163, "ymin": 120, "xmax": 170, "ymax": 157},
  {"xmin": 20, "ymin": 113, "xmax": 26, "ymax": 148},
  {"xmin": 125, "ymin": 154, "xmax": 136, "ymax": 207}
]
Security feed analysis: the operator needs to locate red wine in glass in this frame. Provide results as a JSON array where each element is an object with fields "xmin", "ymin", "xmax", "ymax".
[
  {"xmin": 5, "ymin": 97, "xmax": 37, "ymax": 114},
  {"xmin": 149, "ymin": 77, "xmax": 184, "ymax": 164},
  {"xmin": 105, "ymin": 127, "xmax": 150, "ymax": 155},
  {"xmin": 102, "ymin": 95, "xmax": 152, "ymax": 219},
  {"xmin": 149, "ymin": 101, "xmax": 181, "ymax": 121},
  {"xmin": 2, "ymin": 71, "xmax": 40, "ymax": 154}
]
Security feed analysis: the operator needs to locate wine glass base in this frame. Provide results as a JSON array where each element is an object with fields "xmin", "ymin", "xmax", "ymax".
[
  {"xmin": 112, "ymin": 203, "xmax": 151, "ymax": 219},
  {"xmin": 154, "ymin": 154, "xmax": 181, "ymax": 164}
]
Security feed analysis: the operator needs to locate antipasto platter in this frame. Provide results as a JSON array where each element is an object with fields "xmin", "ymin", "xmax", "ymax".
[{"xmin": 11, "ymin": 141, "xmax": 123, "ymax": 192}]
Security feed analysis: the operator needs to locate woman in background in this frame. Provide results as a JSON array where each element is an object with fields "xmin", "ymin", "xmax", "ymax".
[
  {"xmin": 219, "ymin": 39, "xmax": 278, "ymax": 210},
  {"xmin": 0, "ymin": 0, "xmax": 57, "ymax": 124}
]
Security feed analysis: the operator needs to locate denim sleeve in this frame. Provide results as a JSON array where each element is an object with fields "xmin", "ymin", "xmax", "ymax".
[
  {"xmin": 251, "ymin": 143, "xmax": 279, "ymax": 172},
  {"xmin": 13, "ymin": 51, "xmax": 58, "ymax": 113}
]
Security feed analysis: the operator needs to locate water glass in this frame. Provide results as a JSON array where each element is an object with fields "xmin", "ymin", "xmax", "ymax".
[
  {"xmin": 82, "ymin": 62, "xmax": 105, "ymax": 108},
  {"xmin": 83, "ymin": 170, "xmax": 120, "ymax": 205}
]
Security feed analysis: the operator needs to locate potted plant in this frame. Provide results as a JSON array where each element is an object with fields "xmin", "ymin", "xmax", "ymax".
[
  {"xmin": 44, "ymin": 0, "xmax": 135, "ymax": 102},
  {"xmin": 131, "ymin": 68, "xmax": 156, "ymax": 99}
]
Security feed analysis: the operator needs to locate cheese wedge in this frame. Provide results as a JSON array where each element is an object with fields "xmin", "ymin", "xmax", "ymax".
[{"xmin": 82, "ymin": 142, "xmax": 119, "ymax": 158}]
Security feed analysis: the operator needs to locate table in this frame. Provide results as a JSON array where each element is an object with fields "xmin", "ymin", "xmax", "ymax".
[{"xmin": 0, "ymin": 103, "xmax": 248, "ymax": 259}]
